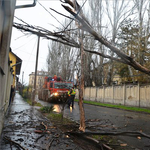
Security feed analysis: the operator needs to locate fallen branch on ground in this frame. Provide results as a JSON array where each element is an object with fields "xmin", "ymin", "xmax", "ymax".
[
  {"xmin": 34, "ymin": 130, "xmax": 50, "ymax": 134},
  {"xmin": 35, "ymin": 134, "xmax": 45, "ymax": 142},
  {"xmin": 70, "ymin": 132, "xmax": 113, "ymax": 150},
  {"xmin": 67, "ymin": 131, "xmax": 150, "ymax": 139},
  {"xmin": 41, "ymin": 122, "xmax": 48, "ymax": 130},
  {"xmin": 84, "ymin": 135, "xmax": 112, "ymax": 150},
  {"xmin": 3, "ymin": 136, "xmax": 26, "ymax": 150},
  {"xmin": 46, "ymin": 138, "xmax": 54, "ymax": 150}
]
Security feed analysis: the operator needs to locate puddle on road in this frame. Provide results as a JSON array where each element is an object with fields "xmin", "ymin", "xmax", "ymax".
[
  {"xmin": 53, "ymin": 105, "xmax": 73, "ymax": 113},
  {"xmin": 36, "ymin": 99, "xmax": 74, "ymax": 113},
  {"xmin": 53, "ymin": 104, "xmax": 62, "ymax": 112}
]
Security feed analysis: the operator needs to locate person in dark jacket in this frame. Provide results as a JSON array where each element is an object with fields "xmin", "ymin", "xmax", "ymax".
[
  {"xmin": 9, "ymin": 85, "xmax": 15, "ymax": 105},
  {"xmin": 68, "ymin": 87, "xmax": 76, "ymax": 108},
  {"xmin": 67, "ymin": 88, "xmax": 72, "ymax": 108}
]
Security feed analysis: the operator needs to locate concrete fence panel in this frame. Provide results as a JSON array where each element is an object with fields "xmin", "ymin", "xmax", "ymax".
[
  {"xmin": 113, "ymin": 86, "xmax": 124, "ymax": 105},
  {"xmin": 90, "ymin": 87, "xmax": 96, "ymax": 101},
  {"xmin": 84, "ymin": 87, "xmax": 90, "ymax": 100},
  {"xmin": 125, "ymin": 85, "xmax": 139, "ymax": 106},
  {"xmin": 97, "ymin": 87, "xmax": 104, "ymax": 102},
  {"xmin": 104, "ymin": 86, "xmax": 113, "ymax": 103},
  {"xmin": 140, "ymin": 85, "xmax": 150, "ymax": 108}
]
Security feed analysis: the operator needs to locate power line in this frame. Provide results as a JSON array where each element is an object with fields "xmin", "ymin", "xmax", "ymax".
[
  {"xmin": 23, "ymin": 60, "xmax": 46, "ymax": 63},
  {"xmin": 37, "ymin": 0, "xmax": 65, "ymax": 28},
  {"xmin": 14, "ymin": 33, "xmax": 30, "ymax": 41},
  {"xmin": 16, "ymin": 50, "xmax": 46, "ymax": 60},
  {"xmin": 24, "ymin": 37, "xmax": 38, "ymax": 72},
  {"xmin": 14, "ymin": 16, "xmax": 31, "ymax": 26},
  {"xmin": 13, "ymin": 36, "xmax": 36, "ymax": 51}
]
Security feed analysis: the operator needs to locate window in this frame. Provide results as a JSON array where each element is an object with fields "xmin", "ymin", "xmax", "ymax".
[{"xmin": 50, "ymin": 83, "xmax": 53, "ymax": 88}]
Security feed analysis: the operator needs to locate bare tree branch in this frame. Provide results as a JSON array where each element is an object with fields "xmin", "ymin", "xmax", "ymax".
[
  {"xmin": 61, "ymin": 1, "xmax": 150, "ymax": 75},
  {"xmin": 84, "ymin": 49, "xmax": 126, "ymax": 64},
  {"xmin": 13, "ymin": 22, "xmax": 80, "ymax": 48},
  {"xmin": 50, "ymin": 8, "xmax": 73, "ymax": 20},
  {"xmin": 68, "ymin": 130, "xmax": 150, "ymax": 139}
]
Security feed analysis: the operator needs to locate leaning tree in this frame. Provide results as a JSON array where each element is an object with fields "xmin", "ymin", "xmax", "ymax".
[{"xmin": 59, "ymin": 0, "xmax": 150, "ymax": 131}]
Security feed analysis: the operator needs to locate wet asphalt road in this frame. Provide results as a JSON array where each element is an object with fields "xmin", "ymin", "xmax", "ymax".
[{"xmin": 36, "ymin": 98, "xmax": 150, "ymax": 149}]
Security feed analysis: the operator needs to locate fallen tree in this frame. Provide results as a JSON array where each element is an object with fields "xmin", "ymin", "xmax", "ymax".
[
  {"xmin": 60, "ymin": 0, "xmax": 150, "ymax": 76},
  {"xmin": 13, "ymin": 22, "xmax": 80, "ymax": 48},
  {"xmin": 66, "ymin": 130, "xmax": 150, "ymax": 150},
  {"xmin": 67, "ymin": 130, "xmax": 150, "ymax": 139}
]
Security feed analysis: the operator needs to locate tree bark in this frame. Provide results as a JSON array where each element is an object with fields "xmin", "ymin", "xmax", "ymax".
[{"xmin": 79, "ymin": 30, "xmax": 86, "ymax": 132}]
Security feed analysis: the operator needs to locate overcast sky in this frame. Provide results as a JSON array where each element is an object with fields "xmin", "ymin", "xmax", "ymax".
[{"xmin": 11, "ymin": 0, "xmax": 71, "ymax": 85}]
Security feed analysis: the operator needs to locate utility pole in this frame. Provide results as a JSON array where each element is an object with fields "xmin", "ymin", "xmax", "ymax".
[{"xmin": 32, "ymin": 35, "xmax": 40, "ymax": 106}]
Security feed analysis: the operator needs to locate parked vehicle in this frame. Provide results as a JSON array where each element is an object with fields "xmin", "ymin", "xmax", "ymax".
[{"xmin": 38, "ymin": 75, "xmax": 73, "ymax": 102}]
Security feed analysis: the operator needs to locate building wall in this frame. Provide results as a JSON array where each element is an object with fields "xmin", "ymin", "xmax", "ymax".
[
  {"xmin": 0, "ymin": 2, "xmax": 4, "ymax": 44},
  {"xmin": 75, "ymin": 84, "xmax": 150, "ymax": 108},
  {"xmin": 9, "ymin": 52, "xmax": 16, "ymax": 86},
  {"xmin": 29, "ymin": 71, "xmax": 48, "ymax": 89},
  {"xmin": 0, "ymin": 0, "xmax": 16, "ymax": 135}
]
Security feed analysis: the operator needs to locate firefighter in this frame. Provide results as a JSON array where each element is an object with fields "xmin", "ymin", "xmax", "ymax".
[
  {"xmin": 68, "ymin": 87, "xmax": 76, "ymax": 108},
  {"xmin": 67, "ymin": 88, "xmax": 72, "ymax": 108}
]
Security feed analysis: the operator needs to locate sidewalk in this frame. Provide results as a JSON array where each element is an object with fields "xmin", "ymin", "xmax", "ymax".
[{"xmin": 0, "ymin": 92, "xmax": 83, "ymax": 150}]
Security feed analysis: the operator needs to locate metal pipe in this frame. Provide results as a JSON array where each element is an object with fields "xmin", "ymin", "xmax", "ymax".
[{"xmin": 15, "ymin": 0, "xmax": 36, "ymax": 9}]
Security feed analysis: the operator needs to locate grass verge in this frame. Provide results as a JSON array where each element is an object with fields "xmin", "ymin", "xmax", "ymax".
[
  {"xmin": 40, "ymin": 106, "xmax": 54, "ymax": 113},
  {"xmin": 75, "ymin": 99, "xmax": 150, "ymax": 114},
  {"xmin": 47, "ymin": 113, "xmax": 75, "ymax": 125}
]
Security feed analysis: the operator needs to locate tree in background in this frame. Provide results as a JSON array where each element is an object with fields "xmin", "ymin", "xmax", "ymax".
[
  {"xmin": 46, "ymin": 19, "xmax": 79, "ymax": 81},
  {"xmin": 81, "ymin": 0, "xmax": 137, "ymax": 86},
  {"xmin": 85, "ymin": 0, "xmax": 104, "ymax": 86},
  {"xmin": 117, "ymin": 19, "xmax": 150, "ymax": 83}
]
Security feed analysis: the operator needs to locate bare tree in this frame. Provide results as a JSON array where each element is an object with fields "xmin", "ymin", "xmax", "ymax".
[
  {"xmin": 61, "ymin": 0, "xmax": 150, "ymax": 76},
  {"xmin": 77, "ymin": 0, "xmax": 137, "ymax": 85},
  {"xmin": 46, "ymin": 38, "xmax": 76, "ymax": 80},
  {"xmin": 84, "ymin": 0, "xmax": 105, "ymax": 86},
  {"xmin": 133, "ymin": 0, "xmax": 148, "ymax": 65},
  {"xmin": 104, "ymin": 0, "xmax": 134, "ymax": 84}
]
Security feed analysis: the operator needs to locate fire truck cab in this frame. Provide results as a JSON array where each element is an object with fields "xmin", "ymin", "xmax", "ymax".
[
  {"xmin": 47, "ymin": 80, "xmax": 73, "ymax": 102},
  {"xmin": 38, "ymin": 75, "xmax": 73, "ymax": 102}
]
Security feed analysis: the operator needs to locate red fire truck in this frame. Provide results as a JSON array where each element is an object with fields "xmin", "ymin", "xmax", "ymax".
[{"xmin": 38, "ymin": 75, "xmax": 73, "ymax": 102}]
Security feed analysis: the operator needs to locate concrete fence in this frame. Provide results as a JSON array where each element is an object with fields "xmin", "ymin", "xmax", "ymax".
[{"xmin": 76, "ymin": 83, "xmax": 150, "ymax": 108}]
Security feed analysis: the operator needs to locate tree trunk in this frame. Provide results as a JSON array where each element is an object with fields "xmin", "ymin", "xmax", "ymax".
[{"xmin": 79, "ymin": 30, "xmax": 86, "ymax": 132}]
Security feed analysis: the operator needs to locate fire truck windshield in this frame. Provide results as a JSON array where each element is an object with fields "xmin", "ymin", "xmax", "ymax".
[{"xmin": 54, "ymin": 82, "xmax": 73, "ymax": 89}]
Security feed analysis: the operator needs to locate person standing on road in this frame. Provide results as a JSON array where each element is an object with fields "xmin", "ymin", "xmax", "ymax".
[
  {"xmin": 67, "ymin": 88, "xmax": 72, "ymax": 107},
  {"xmin": 69, "ymin": 86, "xmax": 76, "ymax": 108}
]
